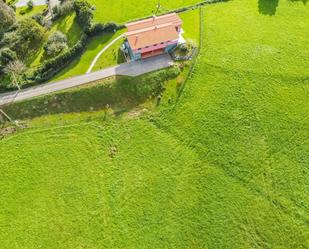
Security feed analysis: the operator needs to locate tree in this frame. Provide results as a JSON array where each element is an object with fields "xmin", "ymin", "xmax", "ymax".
[
  {"xmin": 1, "ymin": 18, "xmax": 45, "ymax": 59},
  {"xmin": 52, "ymin": 0, "xmax": 74, "ymax": 18},
  {"xmin": 4, "ymin": 60, "xmax": 26, "ymax": 90},
  {"xmin": 74, "ymin": 0, "xmax": 94, "ymax": 30},
  {"xmin": 0, "ymin": 47, "xmax": 17, "ymax": 69},
  {"xmin": 44, "ymin": 31, "xmax": 68, "ymax": 57},
  {"xmin": 27, "ymin": 0, "xmax": 34, "ymax": 10},
  {"xmin": 0, "ymin": 0, "xmax": 15, "ymax": 34}
]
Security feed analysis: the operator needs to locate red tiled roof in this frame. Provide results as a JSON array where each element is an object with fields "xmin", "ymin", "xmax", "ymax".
[
  {"xmin": 126, "ymin": 13, "xmax": 182, "ymax": 32},
  {"xmin": 126, "ymin": 23, "xmax": 179, "ymax": 50}
]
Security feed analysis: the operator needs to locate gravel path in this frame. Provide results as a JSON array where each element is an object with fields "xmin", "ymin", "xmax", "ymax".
[
  {"xmin": 0, "ymin": 54, "xmax": 173, "ymax": 106},
  {"xmin": 87, "ymin": 34, "xmax": 125, "ymax": 74}
]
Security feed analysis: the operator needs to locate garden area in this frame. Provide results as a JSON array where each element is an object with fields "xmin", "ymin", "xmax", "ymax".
[{"xmin": 0, "ymin": 0, "xmax": 309, "ymax": 248}]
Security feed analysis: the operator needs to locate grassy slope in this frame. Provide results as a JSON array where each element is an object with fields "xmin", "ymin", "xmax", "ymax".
[
  {"xmin": 16, "ymin": 5, "xmax": 47, "ymax": 19},
  {"xmin": 1, "ymin": 1, "xmax": 309, "ymax": 248},
  {"xmin": 30, "ymin": 13, "xmax": 83, "ymax": 68},
  {"xmin": 51, "ymin": 30, "xmax": 125, "ymax": 81},
  {"xmin": 89, "ymin": 0, "xmax": 202, "ymax": 23},
  {"xmin": 155, "ymin": 0, "xmax": 309, "ymax": 245}
]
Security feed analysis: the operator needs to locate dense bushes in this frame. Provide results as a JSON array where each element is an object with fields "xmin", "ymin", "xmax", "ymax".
[
  {"xmin": 28, "ymin": 34, "xmax": 88, "ymax": 83},
  {"xmin": 0, "ymin": 18, "xmax": 44, "ymax": 59},
  {"xmin": 0, "ymin": 0, "xmax": 15, "ymax": 35},
  {"xmin": 87, "ymin": 22, "xmax": 124, "ymax": 36},
  {"xmin": 52, "ymin": 0, "xmax": 74, "ymax": 19},
  {"xmin": 73, "ymin": 0, "xmax": 94, "ymax": 31},
  {"xmin": 44, "ymin": 31, "xmax": 68, "ymax": 57},
  {"xmin": 0, "ymin": 47, "xmax": 17, "ymax": 70}
]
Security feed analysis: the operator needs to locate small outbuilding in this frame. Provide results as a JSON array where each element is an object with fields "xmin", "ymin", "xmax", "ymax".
[{"xmin": 123, "ymin": 13, "xmax": 183, "ymax": 61}]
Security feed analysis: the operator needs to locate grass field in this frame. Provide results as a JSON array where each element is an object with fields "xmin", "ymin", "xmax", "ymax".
[
  {"xmin": 30, "ymin": 13, "xmax": 83, "ymax": 68},
  {"xmin": 51, "ymin": 30, "xmax": 125, "ymax": 81},
  {"xmin": 16, "ymin": 5, "xmax": 48, "ymax": 20},
  {"xmin": 89, "ymin": 0, "xmax": 203, "ymax": 23},
  {"xmin": 1, "ymin": 0, "xmax": 309, "ymax": 248}
]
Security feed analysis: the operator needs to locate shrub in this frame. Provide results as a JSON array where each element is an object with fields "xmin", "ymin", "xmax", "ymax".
[
  {"xmin": 44, "ymin": 31, "xmax": 68, "ymax": 57},
  {"xmin": 0, "ymin": 0, "xmax": 15, "ymax": 34},
  {"xmin": 52, "ymin": 0, "xmax": 74, "ymax": 19},
  {"xmin": 74, "ymin": 0, "xmax": 94, "ymax": 31},
  {"xmin": 19, "ymin": 9, "xmax": 26, "ymax": 15},
  {"xmin": 27, "ymin": 0, "xmax": 33, "ymax": 10},
  {"xmin": 87, "ymin": 22, "xmax": 124, "ymax": 36},
  {"xmin": 28, "ymin": 34, "xmax": 88, "ymax": 83},
  {"xmin": 32, "ymin": 13, "xmax": 44, "ymax": 25},
  {"xmin": 0, "ymin": 47, "xmax": 17, "ymax": 69},
  {"xmin": 1, "ymin": 18, "xmax": 45, "ymax": 59}
]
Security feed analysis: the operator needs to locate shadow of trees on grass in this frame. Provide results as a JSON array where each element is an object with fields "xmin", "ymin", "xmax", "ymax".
[
  {"xmin": 259, "ymin": 0, "xmax": 279, "ymax": 15},
  {"xmin": 2, "ymin": 67, "xmax": 180, "ymax": 120}
]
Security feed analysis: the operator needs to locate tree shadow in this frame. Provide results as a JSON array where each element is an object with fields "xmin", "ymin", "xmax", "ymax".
[
  {"xmin": 258, "ymin": 0, "xmax": 279, "ymax": 15},
  {"xmin": 2, "ymin": 68, "xmax": 179, "ymax": 120}
]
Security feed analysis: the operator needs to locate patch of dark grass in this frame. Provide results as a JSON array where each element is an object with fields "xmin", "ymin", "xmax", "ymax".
[{"xmin": 258, "ymin": 0, "xmax": 279, "ymax": 15}]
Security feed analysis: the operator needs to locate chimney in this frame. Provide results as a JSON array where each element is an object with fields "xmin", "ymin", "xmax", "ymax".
[{"xmin": 135, "ymin": 35, "xmax": 139, "ymax": 44}]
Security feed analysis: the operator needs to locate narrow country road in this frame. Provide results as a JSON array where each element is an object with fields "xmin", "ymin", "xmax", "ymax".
[{"xmin": 0, "ymin": 55, "xmax": 173, "ymax": 106}]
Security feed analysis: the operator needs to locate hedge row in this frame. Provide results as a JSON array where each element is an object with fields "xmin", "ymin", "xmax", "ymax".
[{"xmin": 23, "ymin": 22, "xmax": 123, "ymax": 87}]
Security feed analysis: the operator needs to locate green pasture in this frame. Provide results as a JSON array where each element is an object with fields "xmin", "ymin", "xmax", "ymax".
[
  {"xmin": 16, "ymin": 5, "xmax": 47, "ymax": 20},
  {"xmin": 89, "ymin": 0, "xmax": 203, "ymax": 23},
  {"xmin": 1, "ymin": 0, "xmax": 308, "ymax": 248}
]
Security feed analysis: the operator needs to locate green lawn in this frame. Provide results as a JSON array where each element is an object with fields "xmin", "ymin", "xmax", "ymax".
[
  {"xmin": 1, "ymin": 0, "xmax": 309, "ymax": 248},
  {"xmin": 89, "ymin": 0, "xmax": 203, "ymax": 23},
  {"xmin": 30, "ymin": 13, "xmax": 83, "ymax": 68},
  {"xmin": 51, "ymin": 29, "xmax": 125, "ymax": 81},
  {"xmin": 16, "ymin": 5, "xmax": 47, "ymax": 20}
]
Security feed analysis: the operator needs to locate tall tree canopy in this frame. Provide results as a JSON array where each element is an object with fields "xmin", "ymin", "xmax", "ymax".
[
  {"xmin": 1, "ymin": 18, "xmax": 45, "ymax": 59},
  {"xmin": 0, "ymin": 0, "xmax": 15, "ymax": 34}
]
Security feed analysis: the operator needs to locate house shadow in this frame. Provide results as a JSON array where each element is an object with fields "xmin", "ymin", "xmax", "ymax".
[{"xmin": 258, "ymin": 0, "xmax": 279, "ymax": 15}]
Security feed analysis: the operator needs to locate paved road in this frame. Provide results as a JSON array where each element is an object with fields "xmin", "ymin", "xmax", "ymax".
[
  {"xmin": 0, "ymin": 54, "xmax": 173, "ymax": 106},
  {"xmin": 87, "ymin": 34, "xmax": 125, "ymax": 74},
  {"xmin": 15, "ymin": 0, "xmax": 46, "ymax": 7}
]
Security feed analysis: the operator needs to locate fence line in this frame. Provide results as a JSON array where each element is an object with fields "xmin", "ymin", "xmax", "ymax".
[{"xmin": 174, "ymin": 6, "xmax": 204, "ymax": 106}]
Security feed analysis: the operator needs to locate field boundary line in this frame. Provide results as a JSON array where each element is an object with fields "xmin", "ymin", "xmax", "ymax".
[{"xmin": 174, "ymin": 5, "xmax": 204, "ymax": 106}]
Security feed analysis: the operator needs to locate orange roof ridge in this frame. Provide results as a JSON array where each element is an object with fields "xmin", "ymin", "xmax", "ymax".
[
  {"xmin": 126, "ymin": 12, "xmax": 182, "ymax": 32},
  {"xmin": 126, "ymin": 13, "xmax": 178, "ymax": 27},
  {"xmin": 126, "ymin": 23, "xmax": 174, "ymax": 36}
]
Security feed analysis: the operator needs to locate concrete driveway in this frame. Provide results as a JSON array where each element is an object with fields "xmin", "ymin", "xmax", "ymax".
[{"xmin": 0, "ymin": 54, "xmax": 173, "ymax": 106}]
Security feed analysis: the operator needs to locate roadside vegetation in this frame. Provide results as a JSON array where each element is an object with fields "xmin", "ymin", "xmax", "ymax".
[{"xmin": 0, "ymin": 0, "xmax": 308, "ymax": 248}]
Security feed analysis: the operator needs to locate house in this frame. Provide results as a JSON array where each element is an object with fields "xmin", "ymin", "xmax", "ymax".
[{"xmin": 123, "ymin": 13, "xmax": 183, "ymax": 61}]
